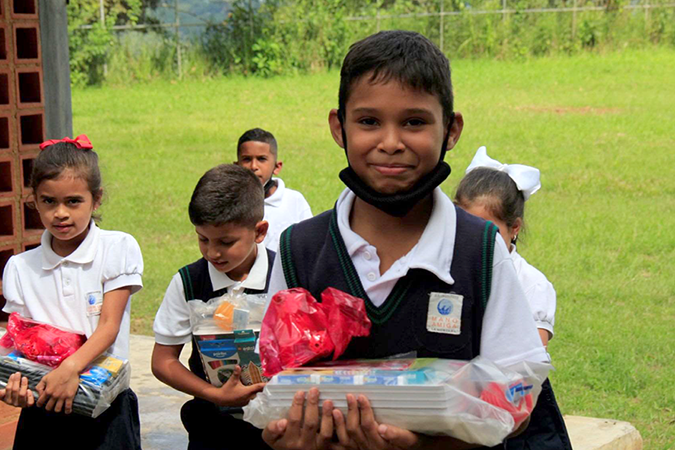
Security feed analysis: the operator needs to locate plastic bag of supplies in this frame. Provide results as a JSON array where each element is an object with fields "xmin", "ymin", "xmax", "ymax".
[
  {"xmin": 243, "ymin": 356, "xmax": 551, "ymax": 447},
  {"xmin": 258, "ymin": 288, "xmax": 372, "ymax": 377}
]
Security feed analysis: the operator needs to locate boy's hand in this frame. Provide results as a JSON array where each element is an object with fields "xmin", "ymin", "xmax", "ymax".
[
  {"xmin": 0, "ymin": 372, "xmax": 35, "ymax": 408},
  {"xmin": 211, "ymin": 365, "xmax": 265, "ymax": 407},
  {"xmin": 35, "ymin": 361, "xmax": 80, "ymax": 414},
  {"xmin": 262, "ymin": 388, "xmax": 336, "ymax": 450},
  {"xmin": 333, "ymin": 394, "xmax": 422, "ymax": 450}
]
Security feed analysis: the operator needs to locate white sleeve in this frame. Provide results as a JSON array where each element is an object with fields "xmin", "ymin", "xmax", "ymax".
[
  {"xmin": 524, "ymin": 280, "xmax": 556, "ymax": 338},
  {"xmin": 1, "ymin": 257, "xmax": 28, "ymax": 316},
  {"xmin": 153, "ymin": 273, "xmax": 193, "ymax": 346},
  {"xmin": 480, "ymin": 236, "xmax": 549, "ymax": 366},
  {"xmin": 102, "ymin": 234, "xmax": 144, "ymax": 295}
]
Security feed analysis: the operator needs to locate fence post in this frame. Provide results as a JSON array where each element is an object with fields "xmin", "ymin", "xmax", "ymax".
[
  {"xmin": 572, "ymin": 0, "xmax": 577, "ymax": 39},
  {"xmin": 175, "ymin": 0, "xmax": 182, "ymax": 79},
  {"xmin": 440, "ymin": 0, "xmax": 444, "ymax": 52},
  {"xmin": 376, "ymin": 10, "xmax": 381, "ymax": 32},
  {"xmin": 503, "ymin": 0, "xmax": 507, "ymax": 21},
  {"xmin": 645, "ymin": 0, "xmax": 650, "ymax": 33},
  {"xmin": 100, "ymin": 0, "xmax": 107, "ymax": 77}
]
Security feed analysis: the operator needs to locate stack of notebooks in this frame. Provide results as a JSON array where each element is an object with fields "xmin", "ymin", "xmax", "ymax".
[
  {"xmin": 245, "ymin": 357, "xmax": 550, "ymax": 446},
  {"xmin": 0, "ymin": 352, "xmax": 131, "ymax": 418}
]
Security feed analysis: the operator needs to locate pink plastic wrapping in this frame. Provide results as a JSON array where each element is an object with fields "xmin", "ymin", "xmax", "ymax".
[
  {"xmin": 259, "ymin": 288, "xmax": 371, "ymax": 377},
  {"xmin": 0, "ymin": 312, "xmax": 87, "ymax": 367}
]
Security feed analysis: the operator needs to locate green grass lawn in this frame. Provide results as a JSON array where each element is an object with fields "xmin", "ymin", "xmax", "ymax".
[{"xmin": 72, "ymin": 48, "xmax": 674, "ymax": 448}]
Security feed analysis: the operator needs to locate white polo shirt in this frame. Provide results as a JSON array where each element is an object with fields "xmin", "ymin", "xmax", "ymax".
[
  {"xmin": 154, "ymin": 243, "xmax": 269, "ymax": 346},
  {"xmin": 2, "ymin": 221, "xmax": 143, "ymax": 359},
  {"xmin": 511, "ymin": 248, "xmax": 556, "ymax": 338},
  {"xmin": 266, "ymin": 188, "xmax": 548, "ymax": 367},
  {"xmin": 263, "ymin": 178, "xmax": 312, "ymax": 252}
]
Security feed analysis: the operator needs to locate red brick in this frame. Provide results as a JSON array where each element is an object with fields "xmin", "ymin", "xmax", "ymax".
[
  {"xmin": 10, "ymin": 0, "xmax": 38, "ymax": 19},
  {"xmin": 13, "ymin": 24, "xmax": 40, "ymax": 65},
  {"xmin": 0, "ymin": 243, "xmax": 18, "ymax": 282},
  {"xmin": 0, "ymin": 200, "xmax": 14, "ymax": 242},
  {"xmin": 0, "ymin": 25, "xmax": 9, "ymax": 67},
  {"xmin": 19, "ymin": 149, "xmax": 37, "ymax": 195},
  {"xmin": 21, "ymin": 196, "xmax": 42, "ymax": 236},
  {"xmin": 0, "ymin": 68, "xmax": 13, "ymax": 111},
  {"xmin": 0, "ymin": 113, "xmax": 12, "ymax": 152},
  {"xmin": 0, "ymin": 404, "xmax": 19, "ymax": 450},
  {"xmin": 15, "ymin": 66, "xmax": 41, "ymax": 109},
  {"xmin": 0, "ymin": 155, "xmax": 14, "ymax": 198},
  {"xmin": 17, "ymin": 109, "xmax": 43, "ymax": 152},
  {"xmin": 21, "ymin": 233, "xmax": 39, "ymax": 252}
]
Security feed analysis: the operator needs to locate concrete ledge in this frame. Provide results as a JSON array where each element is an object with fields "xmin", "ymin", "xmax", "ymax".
[{"xmin": 565, "ymin": 415, "xmax": 643, "ymax": 450}]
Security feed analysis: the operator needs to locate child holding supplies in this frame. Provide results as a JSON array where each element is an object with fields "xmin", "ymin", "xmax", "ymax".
[
  {"xmin": 0, "ymin": 135, "xmax": 144, "ymax": 450},
  {"xmin": 152, "ymin": 164, "xmax": 273, "ymax": 450},
  {"xmin": 455, "ymin": 146, "xmax": 572, "ymax": 450},
  {"xmin": 260, "ymin": 31, "xmax": 549, "ymax": 449}
]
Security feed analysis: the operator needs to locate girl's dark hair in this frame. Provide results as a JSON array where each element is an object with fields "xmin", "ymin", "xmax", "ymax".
[
  {"xmin": 30, "ymin": 142, "xmax": 103, "ymax": 202},
  {"xmin": 455, "ymin": 168, "xmax": 525, "ymax": 229}
]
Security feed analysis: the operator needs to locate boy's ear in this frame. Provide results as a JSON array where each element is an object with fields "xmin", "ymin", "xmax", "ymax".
[
  {"xmin": 254, "ymin": 220, "xmax": 269, "ymax": 243},
  {"xmin": 512, "ymin": 217, "xmax": 523, "ymax": 237},
  {"xmin": 93, "ymin": 189, "xmax": 103, "ymax": 210},
  {"xmin": 445, "ymin": 112, "xmax": 464, "ymax": 151},
  {"xmin": 328, "ymin": 109, "xmax": 345, "ymax": 149},
  {"xmin": 273, "ymin": 160, "xmax": 283, "ymax": 176}
]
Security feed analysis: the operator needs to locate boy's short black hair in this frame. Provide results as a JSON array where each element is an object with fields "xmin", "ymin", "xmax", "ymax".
[
  {"xmin": 237, "ymin": 128, "xmax": 278, "ymax": 157},
  {"xmin": 339, "ymin": 30, "xmax": 454, "ymax": 124},
  {"xmin": 189, "ymin": 164, "xmax": 264, "ymax": 227}
]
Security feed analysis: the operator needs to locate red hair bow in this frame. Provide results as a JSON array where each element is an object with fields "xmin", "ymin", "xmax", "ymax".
[{"xmin": 39, "ymin": 134, "xmax": 93, "ymax": 150}]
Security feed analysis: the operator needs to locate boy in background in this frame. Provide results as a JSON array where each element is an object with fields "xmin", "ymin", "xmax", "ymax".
[
  {"xmin": 261, "ymin": 31, "xmax": 548, "ymax": 449},
  {"xmin": 152, "ymin": 164, "xmax": 272, "ymax": 450},
  {"xmin": 236, "ymin": 128, "xmax": 312, "ymax": 251}
]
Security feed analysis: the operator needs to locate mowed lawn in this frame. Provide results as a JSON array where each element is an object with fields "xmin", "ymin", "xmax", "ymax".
[{"xmin": 72, "ymin": 48, "xmax": 674, "ymax": 448}]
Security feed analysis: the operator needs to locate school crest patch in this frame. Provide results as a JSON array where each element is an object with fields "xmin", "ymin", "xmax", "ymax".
[{"xmin": 426, "ymin": 292, "xmax": 463, "ymax": 335}]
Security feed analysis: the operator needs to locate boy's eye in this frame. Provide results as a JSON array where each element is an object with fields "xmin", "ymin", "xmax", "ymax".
[
  {"xmin": 67, "ymin": 199, "xmax": 82, "ymax": 205},
  {"xmin": 358, "ymin": 117, "xmax": 379, "ymax": 126},
  {"xmin": 405, "ymin": 118, "xmax": 427, "ymax": 127}
]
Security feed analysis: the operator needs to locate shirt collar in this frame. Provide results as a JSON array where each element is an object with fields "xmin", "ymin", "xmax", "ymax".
[
  {"xmin": 41, "ymin": 220, "xmax": 100, "ymax": 270},
  {"xmin": 335, "ymin": 188, "xmax": 456, "ymax": 285},
  {"xmin": 207, "ymin": 243, "xmax": 269, "ymax": 292},
  {"xmin": 264, "ymin": 178, "xmax": 285, "ymax": 207}
]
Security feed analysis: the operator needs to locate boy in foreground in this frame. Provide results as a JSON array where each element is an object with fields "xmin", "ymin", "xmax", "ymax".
[
  {"xmin": 152, "ymin": 164, "xmax": 273, "ymax": 449},
  {"xmin": 236, "ymin": 128, "xmax": 312, "ymax": 251},
  {"xmin": 261, "ymin": 31, "xmax": 548, "ymax": 449}
]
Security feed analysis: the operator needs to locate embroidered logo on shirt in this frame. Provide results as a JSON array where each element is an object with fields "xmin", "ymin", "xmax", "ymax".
[
  {"xmin": 427, "ymin": 292, "xmax": 463, "ymax": 335},
  {"xmin": 86, "ymin": 291, "xmax": 103, "ymax": 317}
]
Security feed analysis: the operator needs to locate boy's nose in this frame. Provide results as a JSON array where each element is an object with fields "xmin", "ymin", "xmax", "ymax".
[
  {"xmin": 54, "ymin": 204, "xmax": 69, "ymax": 219},
  {"xmin": 207, "ymin": 246, "xmax": 221, "ymax": 259},
  {"xmin": 378, "ymin": 127, "xmax": 405, "ymax": 154}
]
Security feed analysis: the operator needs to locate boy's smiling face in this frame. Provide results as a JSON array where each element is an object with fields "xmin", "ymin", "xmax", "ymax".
[{"xmin": 330, "ymin": 76, "xmax": 462, "ymax": 195}]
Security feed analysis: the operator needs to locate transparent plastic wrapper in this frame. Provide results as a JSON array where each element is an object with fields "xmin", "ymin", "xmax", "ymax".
[
  {"xmin": 0, "ymin": 352, "xmax": 131, "ymax": 418},
  {"xmin": 0, "ymin": 312, "xmax": 86, "ymax": 367},
  {"xmin": 258, "ymin": 288, "xmax": 371, "ymax": 377},
  {"xmin": 188, "ymin": 291, "xmax": 267, "ymax": 334},
  {"xmin": 188, "ymin": 293, "xmax": 269, "ymax": 387},
  {"xmin": 243, "ymin": 356, "xmax": 551, "ymax": 446}
]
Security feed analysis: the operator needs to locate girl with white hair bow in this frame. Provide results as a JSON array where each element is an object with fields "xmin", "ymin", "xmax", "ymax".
[{"xmin": 455, "ymin": 147, "xmax": 572, "ymax": 450}]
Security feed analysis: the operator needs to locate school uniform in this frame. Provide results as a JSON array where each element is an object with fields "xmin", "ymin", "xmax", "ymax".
[
  {"xmin": 504, "ymin": 248, "xmax": 572, "ymax": 450},
  {"xmin": 153, "ymin": 243, "xmax": 274, "ymax": 450},
  {"xmin": 270, "ymin": 188, "xmax": 548, "ymax": 366},
  {"xmin": 2, "ymin": 221, "xmax": 143, "ymax": 450},
  {"xmin": 263, "ymin": 178, "xmax": 312, "ymax": 252}
]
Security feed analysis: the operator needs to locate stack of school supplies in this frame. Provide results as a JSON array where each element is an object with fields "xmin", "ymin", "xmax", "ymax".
[
  {"xmin": 189, "ymin": 292, "xmax": 270, "ymax": 386},
  {"xmin": 243, "ymin": 357, "xmax": 551, "ymax": 447},
  {"xmin": 0, "ymin": 352, "xmax": 131, "ymax": 418}
]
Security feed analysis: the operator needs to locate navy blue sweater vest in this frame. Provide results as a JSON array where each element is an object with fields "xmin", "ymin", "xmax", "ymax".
[
  {"xmin": 178, "ymin": 249, "xmax": 275, "ymax": 382},
  {"xmin": 279, "ymin": 206, "xmax": 498, "ymax": 361}
]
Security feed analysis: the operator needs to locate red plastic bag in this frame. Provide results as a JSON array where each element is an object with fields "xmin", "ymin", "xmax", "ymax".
[
  {"xmin": 259, "ymin": 288, "xmax": 371, "ymax": 377},
  {"xmin": 0, "ymin": 312, "xmax": 86, "ymax": 367},
  {"xmin": 480, "ymin": 381, "xmax": 534, "ymax": 429}
]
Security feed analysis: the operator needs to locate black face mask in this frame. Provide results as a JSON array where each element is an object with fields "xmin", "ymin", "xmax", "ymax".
[
  {"xmin": 264, "ymin": 178, "xmax": 278, "ymax": 197},
  {"xmin": 337, "ymin": 111, "xmax": 453, "ymax": 217}
]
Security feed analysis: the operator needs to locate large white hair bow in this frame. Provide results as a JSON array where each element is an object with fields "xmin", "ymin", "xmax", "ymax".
[{"xmin": 465, "ymin": 146, "xmax": 541, "ymax": 200}]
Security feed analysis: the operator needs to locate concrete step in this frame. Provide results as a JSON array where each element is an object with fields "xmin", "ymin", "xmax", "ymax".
[{"xmin": 565, "ymin": 415, "xmax": 643, "ymax": 450}]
